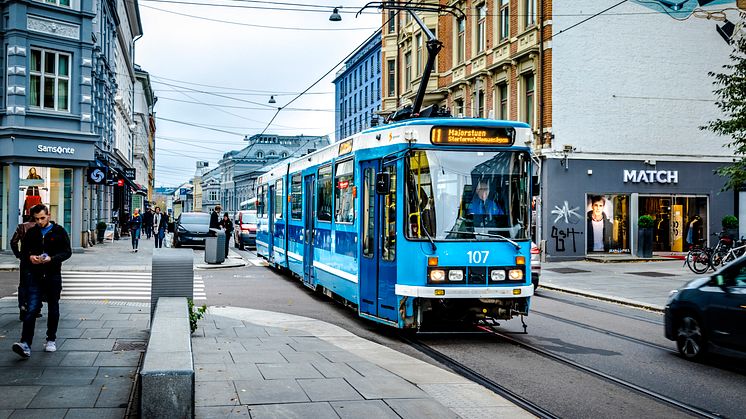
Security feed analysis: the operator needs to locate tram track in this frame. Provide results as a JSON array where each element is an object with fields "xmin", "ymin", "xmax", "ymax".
[
  {"xmin": 475, "ymin": 326, "xmax": 724, "ymax": 419},
  {"xmin": 535, "ymin": 290, "xmax": 665, "ymax": 326},
  {"xmin": 402, "ymin": 336, "xmax": 561, "ymax": 419},
  {"xmin": 529, "ymin": 309, "xmax": 674, "ymax": 352}
]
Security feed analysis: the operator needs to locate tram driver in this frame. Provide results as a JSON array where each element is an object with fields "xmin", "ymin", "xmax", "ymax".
[{"xmin": 467, "ymin": 179, "xmax": 505, "ymax": 227}]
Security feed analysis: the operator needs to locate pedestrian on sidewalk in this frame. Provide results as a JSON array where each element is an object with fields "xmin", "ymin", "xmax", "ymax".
[
  {"xmin": 143, "ymin": 208, "xmax": 154, "ymax": 239},
  {"xmin": 11, "ymin": 220, "xmax": 39, "ymax": 321},
  {"xmin": 219, "ymin": 212, "xmax": 233, "ymax": 258},
  {"xmin": 153, "ymin": 206, "xmax": 169, "ymax": 249},
  {"xmin": 129, "ymin": 209, "xmax": 142, "ymax": 252},
  {"xmin": 210, "ymin": 205, "xmax": 221, "ymax": 229},
  {"xmin": 12, "ymin": 204, "xmax": 72, "ymax": 358}
]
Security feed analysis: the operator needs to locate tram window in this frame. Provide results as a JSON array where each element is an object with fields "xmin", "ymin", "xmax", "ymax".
[
  {"xmin": 382, "ymin": 165, "xmax": 396, "ymax": 261},
  {"xmin": 335, "ymin": 159, "xmax": 355, "ymax": 224},
  {"xmin": 274, "ymin": 179, "xmax": 283, "ymax": 219},
  {"xmin": 363, "ymin": 168, "xmax": 375, "ymax": 258},
  {"xmin": 290, "ymin": 174, "xmax": 302, "ymax": 220},
  {"xmin": 257, "ymin": 185, "xmax": 266, "ymax": 219},
  {"xmin": 405, "ymin": 151, "xmax": 436, "ymax": 239},
  {"xmin": 317, "ymin": 165, "xmax": 333, "ymax": 222}
]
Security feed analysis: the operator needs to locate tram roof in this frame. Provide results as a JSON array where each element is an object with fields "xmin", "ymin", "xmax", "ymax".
[{"xmin": 257, "ymin": 118, "xmax": 533, "ymax": 184}]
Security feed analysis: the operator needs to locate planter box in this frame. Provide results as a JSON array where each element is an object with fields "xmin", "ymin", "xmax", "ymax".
[{"xmin": 637, "ymin": 228, "xmax": 653, "ymax": 258}]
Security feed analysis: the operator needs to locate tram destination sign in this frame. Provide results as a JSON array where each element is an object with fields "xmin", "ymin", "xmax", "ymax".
[{"xmin": 430, "ymin": 126, "xmax": 514, "ymax": 146}]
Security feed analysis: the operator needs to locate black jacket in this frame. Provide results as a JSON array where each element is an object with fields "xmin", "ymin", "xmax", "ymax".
[
  {"xmin": 209, "ymin": 211, "xmax": 220, "ymax": 229},
  {"xmin": 153, "ymin": 212, "xmax": 169, "ymax": 232},
  {"xmin": 142, "ymin": 211, "xmax": 154, "ymax": 226},
  {"xmin": 21, "ymin": 223, "xmax": 72, "ymax": 275}
]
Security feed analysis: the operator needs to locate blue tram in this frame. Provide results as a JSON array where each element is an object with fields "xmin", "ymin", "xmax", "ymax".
[{"xmin": 255, "ymin": 118, "xmax": 535, "ymax": 329}]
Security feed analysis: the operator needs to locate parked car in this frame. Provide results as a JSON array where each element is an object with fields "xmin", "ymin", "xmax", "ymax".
[
  {"xmin": 531, "ymin": 241, "xmax": 541, "ymax": 290},
  {"xmin": 173, "ymin": 212, "xmax": 211, "ymax": 248},
  {"xmin": 664, "ymin": 254, "xmax": 746, "ymax": 360},
  {"xmin": 234, "ymin": 210, "xmax": 258, "ymax": 250}
]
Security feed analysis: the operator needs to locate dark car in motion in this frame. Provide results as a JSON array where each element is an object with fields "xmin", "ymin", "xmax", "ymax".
[
  {"xmin": 665, "ymin": 255, "xmax": 746, "ymax": 360},
  {"xmin": 173, "ymin": 212, "xmax": 211, "ymax": 248},
  {"xmin": 234, "ymin": 210, "xmax": 257, "ymax": 250}
]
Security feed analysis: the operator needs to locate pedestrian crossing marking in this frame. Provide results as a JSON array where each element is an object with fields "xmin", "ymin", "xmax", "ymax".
[{"xmin": 12, "ymin": 271, "xmax": 206, "ymax": 301}]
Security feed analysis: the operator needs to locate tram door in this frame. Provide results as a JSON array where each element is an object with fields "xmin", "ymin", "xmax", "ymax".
[
  {"xmin": 359, "ymin": 160, "xmax": 398, "ymax": 322},
  {"xmin": 267, "ymin": 184, "xmax": 275, "ymax": 260},
  {"xmin": 302, "ymin": 175, "xmax": 315, "ymax": 286}
]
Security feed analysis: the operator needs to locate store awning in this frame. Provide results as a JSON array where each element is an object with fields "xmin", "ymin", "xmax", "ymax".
[
  {"xmin": 112, "ymin": 167, "xmax": 139, "ymax": 191},
  {"xmin": 134, "ymin": 182, "xmax": 148, "ymax": 196}
]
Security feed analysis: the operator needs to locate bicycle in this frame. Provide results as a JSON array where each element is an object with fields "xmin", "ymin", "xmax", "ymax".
[
  {"xmin": 685, "ymin": 245, "xmax": 714, "ymax": 274},
  {"xmin": 715, "ymin": 238, "xmax": 746, "ymax": 267}
]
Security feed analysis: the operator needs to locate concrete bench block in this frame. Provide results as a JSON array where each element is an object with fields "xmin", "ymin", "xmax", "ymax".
[
  {"xmin": 151, "ymin": 248, "xmax": 194, "ymax": 319},
  {"xmin": 140, "ymin": 297, "xmax": 194, "ymax": 418}
]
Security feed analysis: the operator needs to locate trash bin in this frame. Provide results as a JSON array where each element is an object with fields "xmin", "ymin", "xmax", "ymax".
[{"xmin": 205, "ymin": 228, "xmax": 226, "ymax": 264}]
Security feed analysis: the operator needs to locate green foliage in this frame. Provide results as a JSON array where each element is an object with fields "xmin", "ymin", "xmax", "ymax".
[
  {"xmin": 96, "ymin": 221, "xmax": 107, "ymax": 230},
  {"xmin": 702, "ymin": 37, "xmax": 746, "ymax": 190},
  {"xmin": 187, "ymin": 298, "xmax": 207, "ymax": 334},
  {"xmin": 638, "ymin": 215, "xmax": 655, "ymax": 229},
  {"xmin": 722, "ymin": 215, "xmax": 739, "ymax": 229}
]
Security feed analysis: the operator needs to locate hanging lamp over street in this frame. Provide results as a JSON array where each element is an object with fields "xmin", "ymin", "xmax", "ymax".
[
  {"xmin": 268, "ymin": 95, "xmax": 276, "ymax": 104},
  {"xmin": 329, "ymin": 7, "xmax": 342, "ymax": 22}
]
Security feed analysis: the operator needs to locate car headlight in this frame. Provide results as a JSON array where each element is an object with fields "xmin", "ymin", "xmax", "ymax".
[
  {"xmin": 666, "ymin": 289, "xmax": 679, "ymax": 305},
  {"xmin": 448, "ymin": 270, "xmax": 464, "ymax": 282}
]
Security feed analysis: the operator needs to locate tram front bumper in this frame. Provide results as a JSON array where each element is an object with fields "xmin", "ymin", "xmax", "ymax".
[{"xmin": 395, "ymin": 284, "xmax": 534, "ymax": 299}]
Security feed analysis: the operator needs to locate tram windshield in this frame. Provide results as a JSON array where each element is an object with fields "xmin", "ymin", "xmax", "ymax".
[{"xmin": 405, "ymin": 149, "xmax": 530, "ymax": 241}]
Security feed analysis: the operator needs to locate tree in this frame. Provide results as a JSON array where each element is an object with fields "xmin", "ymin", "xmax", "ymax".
[{"xmin": 702, "ymin": 36, "xmax": 746, "ymax": 191}]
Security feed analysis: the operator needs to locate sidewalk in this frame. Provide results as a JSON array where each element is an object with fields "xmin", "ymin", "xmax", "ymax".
[
  {"xmin": 0, "ymin": 299, "xmax": 147, "ymax": 417},
  {"xmin": 539, "ymin": 259, "xmax": 700, "ymax": 311},
  {"xmin": 193, "ymin": 307, "xmax": 532, "ymax": 419},
  {"xmin": 0, "ymin": 235, "xmax": 247, "ymax": 271}
]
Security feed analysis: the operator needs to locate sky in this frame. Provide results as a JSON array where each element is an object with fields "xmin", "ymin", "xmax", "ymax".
[{"xmin": 135, "ymin": 1, "xmax": 383, "ymax": 187}]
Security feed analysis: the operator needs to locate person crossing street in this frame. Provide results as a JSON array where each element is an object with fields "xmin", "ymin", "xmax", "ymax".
[{"xmin": 12, "ymin": 204, "xmax": 72, "ymax": 358}]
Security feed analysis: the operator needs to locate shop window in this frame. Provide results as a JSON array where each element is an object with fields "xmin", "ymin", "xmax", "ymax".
[
  {"xmin": 290, "ymin": 174, "xmax": 302, "ymax": 220},
  {"xmin": 19, "ymin": 166, "xmax": 73, "ymax": 232},
  {"xmin": 586, "ymin": 194, "xmax": 630, "ymax": 254},
  {"xmin": 639, "ymin": 196, "xmax": 708, "ymax": 252},
  {"xmin": 335, "ymin": 159, "xmax": 355, "ymax": 224},
  {"xmin": 317, "ymin": 165, "xmax": 333, "ymax": 222},
  {"xmin": 30, "ymin": 49, "xmax": 71, "ymax": 112}
]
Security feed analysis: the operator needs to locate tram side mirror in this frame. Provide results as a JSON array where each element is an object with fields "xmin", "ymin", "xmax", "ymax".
[
  {"xmin": 376, "ymin": 172, "xmax": 391, "ymax": 195},
  {"xmin": 532, "ymin": 176, "xmax": 540, "ymax": 196}
]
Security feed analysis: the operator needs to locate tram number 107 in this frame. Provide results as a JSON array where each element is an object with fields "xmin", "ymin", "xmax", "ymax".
[{"xmin": 467, "ymin": 250, "xmax": 490, "ymax": 264}]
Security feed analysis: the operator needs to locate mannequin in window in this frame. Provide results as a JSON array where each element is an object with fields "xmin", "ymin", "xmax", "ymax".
[{"xmin": 686, "ymin": 215, "xmax": 703, "ymax": 249}]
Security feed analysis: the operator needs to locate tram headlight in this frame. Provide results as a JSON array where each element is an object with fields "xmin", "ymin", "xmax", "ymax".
[
  {"xmin": 448, "ymin": 270, "xmax": 464, "ymax": 282},
  {"xmin": 490, "ymin": 269, "xmax": 506, "ymax": 281},
  {"xmin": 429, "ymin": 269, "xmax": 446, "ymax": 282},
  {"xmin": 508, "ymin": 269, "xmax": 523, "ymax": 280}
]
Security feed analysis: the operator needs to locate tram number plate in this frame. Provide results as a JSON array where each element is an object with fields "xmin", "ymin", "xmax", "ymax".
[{"xmin": 467, "ymin": 251, "xmax": 489, "ymax": 264}]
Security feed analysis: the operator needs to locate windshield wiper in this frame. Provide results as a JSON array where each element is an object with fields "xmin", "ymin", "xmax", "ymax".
[{"xmin": 444, "ymin": 230, "xmax": 521, "ymax": 250}]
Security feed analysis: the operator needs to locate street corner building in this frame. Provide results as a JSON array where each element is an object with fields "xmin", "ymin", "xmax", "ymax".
[{"xmin": 0, "ymin": 0, "xmax": 155, "ymax": 251}]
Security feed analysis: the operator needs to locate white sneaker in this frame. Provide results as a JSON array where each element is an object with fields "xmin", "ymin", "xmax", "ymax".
[
  {"xmin": 12, "ymin": 342, "xmax": 31, "ymax": 358},
  {"xmin": 44, "ymin": 341, "xmax": 56, "ymax": 352}
]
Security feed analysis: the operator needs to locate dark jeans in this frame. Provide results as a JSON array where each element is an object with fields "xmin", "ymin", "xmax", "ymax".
[
  {"xmin": 17, "ymin": 266, "xmax": 28, "ymax": 311},
  {"xmin": 131, "ymin": 228, "xmax": 141, "ymax": 249},
  {"xmin": 144, "ymin": 224, "xmax": 153, "ymax": 239},
  {"xmin": 155, "ymin": 229, "xmax": 165, "ymax": 248},
  {"xmin": 21, "ymin": 271, "xmax": 61, "ymax": 345},
  {"xmin": 224, "ymin": 233, "xmax": 231, "ymax": 257}
]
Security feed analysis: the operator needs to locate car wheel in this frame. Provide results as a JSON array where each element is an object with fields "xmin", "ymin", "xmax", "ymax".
[{"xmin": 676, "ymin": 315, "xmax": 707, "ymax": 360}]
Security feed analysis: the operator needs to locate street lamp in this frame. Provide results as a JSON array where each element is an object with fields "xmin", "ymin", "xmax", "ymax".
[{"xmin": 329, "ymin": 7, "xmax": 342, "ymax": 21}]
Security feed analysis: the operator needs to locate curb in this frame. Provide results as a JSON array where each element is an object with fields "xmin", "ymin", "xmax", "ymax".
[{"xmin": 538, "ymin": 283, "xmax": 666, "ymax": 313}]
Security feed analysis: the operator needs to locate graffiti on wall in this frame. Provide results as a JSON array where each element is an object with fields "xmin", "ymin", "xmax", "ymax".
[
  {"xmin": 551, "ymin": 226, "xmax": 583, "ymax": 253},
  {"xmin": 550, "ymin": 201, "xmax": 582, "ymax": 224}
]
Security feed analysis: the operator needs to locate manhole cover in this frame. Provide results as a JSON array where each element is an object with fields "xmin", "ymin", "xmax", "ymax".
[
  {"xmin": 546, "ymin": 268, "xmax": 591, "ymax": 274},
  {"xmin": 113, "ymin": 340, "xmax": 147, "ymax": 351},
  {"xmin": 627, "ymin": 272, "xmax": 675, "ymax": 278}
]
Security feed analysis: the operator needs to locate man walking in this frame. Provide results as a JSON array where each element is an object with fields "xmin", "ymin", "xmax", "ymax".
[
  {"xmin": 10, "ymin": 219, "xmax": 38, "ymax": 321},
  {"xmin": 143, "ymin": 207, "xmax": 154, "ymax": 239},
  {"xmin": 12, "ymin": 204, "xmax": 72, "ymax": 358},
  {"xmin": 153, "ymin": 207, "xmax": 169, "ymax": 248}
]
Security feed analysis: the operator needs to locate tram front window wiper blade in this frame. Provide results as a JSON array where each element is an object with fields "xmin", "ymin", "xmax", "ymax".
[{"xmin": 444, "ymin": 230, "xmax": 521, "ymax": 250}]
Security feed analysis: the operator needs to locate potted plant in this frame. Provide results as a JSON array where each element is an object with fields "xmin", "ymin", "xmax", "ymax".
[
  {"xmin": 96, "ymin": 221, "xmax": 107, "ymax": 243},
  {"xmin": 722, "ymin": 215, "xmax": 739, "ymax": 240},
  {"xmin": 637, "ymin": 215, "xmax": 654, "ymax": 258}
]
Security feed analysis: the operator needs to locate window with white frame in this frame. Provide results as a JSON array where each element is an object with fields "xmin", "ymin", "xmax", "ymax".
[
  {"xmin": 456, "ymin": 17, "xmax": 466, "ymax": 63},
  {"xmin": 404, "ymin": 51, "xmax": 412, "ymax": 89},
  {"xmin": 498, "ymin": 82, "xmax": 508, "ymax": 119},
  {"xmin": 499, "ymin": 0, "xmax": 510, "ymax": 41},
  {"xmin": 30, "ymin": 48, "xmax": 71, "ymax": 111},
  {"xmin": 476, "ymin": 90, "xmax": 485, "ymax": 118},
  {"xmin": 38, "ymin": 0, "xmax": 71, "ymax": 7},
  {"xmin": 387, "ymin": 59, "xmax": 396, "ymax": 97},
  {"xmin": 523, "ymin": 0, "xmax": 535, "ymax": 28},
  {"xmin": 476, "ymin": 4, "xmax": 487, "ymax": 53}
]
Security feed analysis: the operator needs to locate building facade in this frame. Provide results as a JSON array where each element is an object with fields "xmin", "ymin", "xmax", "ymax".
[
  {"xmin": 133, "ymin": 65, "xmax": 155, "ymax": 202},
  {"xmin": 333, "ymin": 30, "xmax": 382, "ymax": 139},
  {"xmin": 0, "ymin": 0, "xmax": 153, "ymax": 250},
  {"xmin": 216, "ymin": 134, "xmax": 329, "ymax": 212}
]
